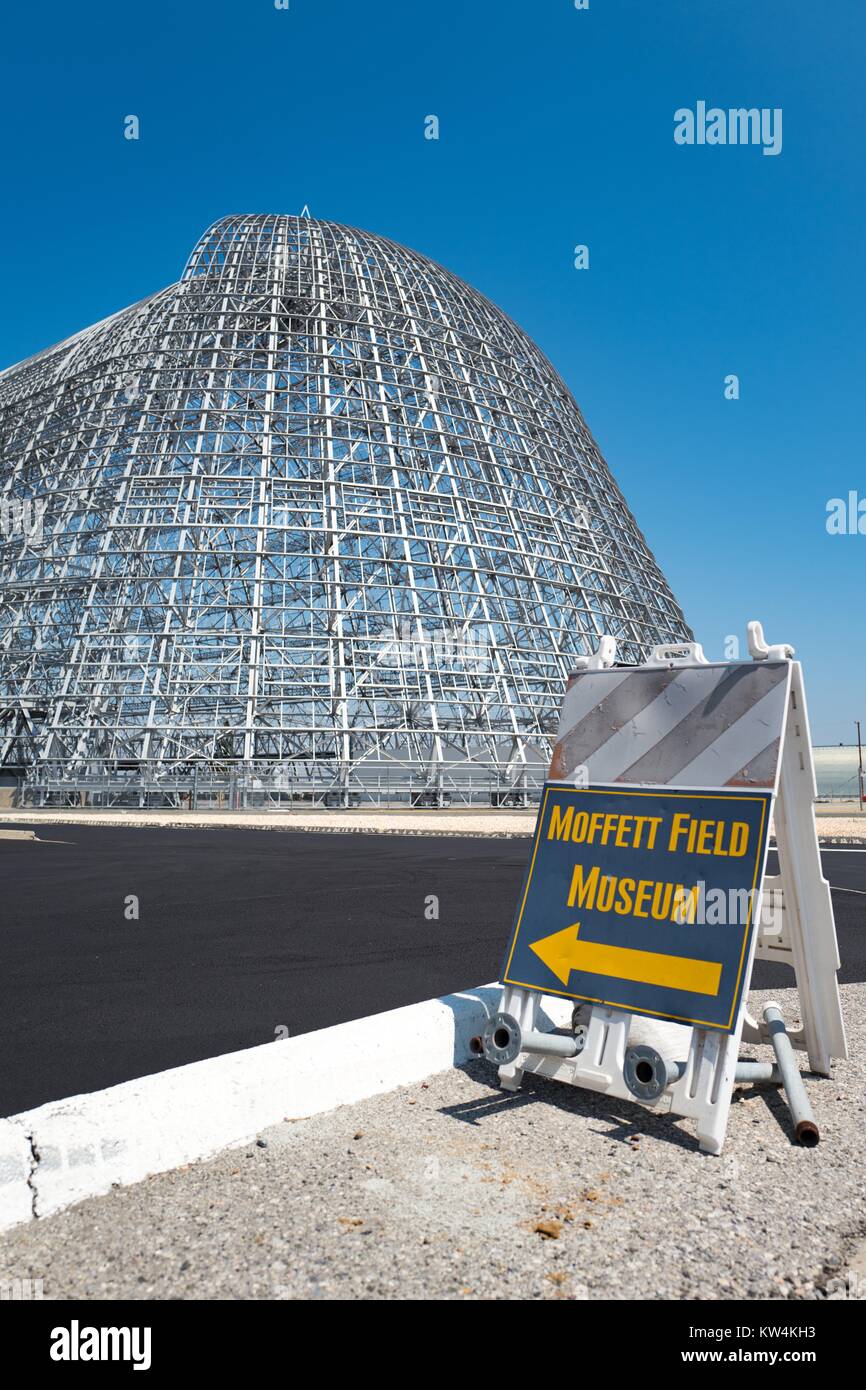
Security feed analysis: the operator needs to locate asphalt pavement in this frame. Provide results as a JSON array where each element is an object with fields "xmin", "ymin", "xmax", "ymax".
[{"xmin": 2, "ymin": 824, "xmax": 864, "ymax": 1116}]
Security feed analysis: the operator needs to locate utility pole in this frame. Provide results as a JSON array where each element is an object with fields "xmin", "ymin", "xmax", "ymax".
[{"xmin": 857, "ymin": 720, "xmax": 864, "ymax": 814}]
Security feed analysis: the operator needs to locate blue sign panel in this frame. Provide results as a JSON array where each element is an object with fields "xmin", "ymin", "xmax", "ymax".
[{"xmin": 502, "ymin": 784, "xmax": 773, "ymax": 1031}]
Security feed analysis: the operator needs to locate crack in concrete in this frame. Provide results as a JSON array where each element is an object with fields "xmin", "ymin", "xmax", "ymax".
[{"xmin": 25, "ymin": 1131, "xmax": 39, "ymax": 1219}]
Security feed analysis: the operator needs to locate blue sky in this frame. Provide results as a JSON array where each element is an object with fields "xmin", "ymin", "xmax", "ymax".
[{"xmin": 1, "ymin": 0, "xmax": 862, "ymax": 742}]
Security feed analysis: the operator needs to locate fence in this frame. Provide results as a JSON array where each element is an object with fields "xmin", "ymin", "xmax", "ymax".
[{"xmin": 15, "ymin": 760, "xmax": 546, "ymax": 810}]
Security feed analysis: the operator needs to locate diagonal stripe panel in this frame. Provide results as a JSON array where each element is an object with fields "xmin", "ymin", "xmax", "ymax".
[
  {"xmin": 550, "ymin": 661, "xmax": 789, "ymax": 790},
  {"xmin": 619, "ymin": 663, "xmax": 788, "ymax": 786},
  {"xmin": 561, "ymin": 667, "xmax": 727, "ymax": 783},
  {"xmin": 671, "ymin": 684, "xmax": 789, "ymax": 786},
  {"xmin": 725, "ymin": 737, "xmax": 781, "ymax": 788}
]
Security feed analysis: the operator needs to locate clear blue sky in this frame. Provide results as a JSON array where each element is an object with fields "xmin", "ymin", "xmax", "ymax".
[{"xmin": 1, "ymin": 0, "xmax": 862, "ymax": 743}]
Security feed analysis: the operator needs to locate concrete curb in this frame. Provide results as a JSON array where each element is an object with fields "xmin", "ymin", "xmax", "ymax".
[
  {"xmin": 0, "ymin": 1121, "xmax": 33, "ymax": 1229},
  {"xmin": 0, "ymin": 984, "xmax": 568, "ymax": 1233}
]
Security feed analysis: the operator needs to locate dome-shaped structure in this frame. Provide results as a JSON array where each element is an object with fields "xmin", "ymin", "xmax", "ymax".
[{"xmin": 0, "ymin": 214, "xmax": 690, "ymax": 804}]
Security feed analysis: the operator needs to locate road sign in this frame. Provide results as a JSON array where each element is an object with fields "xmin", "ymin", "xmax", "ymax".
[
  {"xmin": 502, "ymin": 784, "xmax": 772, "ymax": 1031},
  {"xmin": 483, "ymin": 626, "xmax": 847, "ymax": 1154}
]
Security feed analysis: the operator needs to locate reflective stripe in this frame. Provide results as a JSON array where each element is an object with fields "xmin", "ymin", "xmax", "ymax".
[{"xmin": 551, "ymin": 662, "xmax": 790, "ymax": 790}]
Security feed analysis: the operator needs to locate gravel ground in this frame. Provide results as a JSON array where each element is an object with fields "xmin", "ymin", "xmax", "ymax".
[
  {"xmin": 2, "ymin": 983, "xmax": 863, "ymax": 1302},
  {"xmin": 1, "ymin": 807, "xmax": 538, "ymax": 838},
  {"xmin": 4, "ymin": 807, "xmax": 866, "ymax": 841},
  {"xmin": 812, "ymin": 815, "xmax": 866, "ymax": 841}
]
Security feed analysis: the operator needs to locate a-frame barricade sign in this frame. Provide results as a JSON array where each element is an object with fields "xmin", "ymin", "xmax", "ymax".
[{"xmin": 483, "ymin": 622, "xmax": 847, "ymax": 1154}]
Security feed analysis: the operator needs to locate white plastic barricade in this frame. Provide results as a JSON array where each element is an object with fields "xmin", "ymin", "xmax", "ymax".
[{"xmin": 484, "ymin": 623, "xmax": 846, "ymax": 1154}]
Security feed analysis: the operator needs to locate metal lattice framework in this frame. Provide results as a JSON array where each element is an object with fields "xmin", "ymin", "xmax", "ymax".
[{"xmin": 0, "ymin": 214, "xmax": 691, "ymax": 801}]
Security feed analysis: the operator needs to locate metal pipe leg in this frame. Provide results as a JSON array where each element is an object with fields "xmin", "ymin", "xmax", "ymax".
[
  {"xmin": 481, "ymin": 1012, "xmax": 580, "ymax": 1066},
  {"xmin": 734, "ymin": 1061, "xmax": 781, "ymax": 1083},
  {"xmin": 763, "ymin": 1001, "xmax": 820, "ymax": 1146}
]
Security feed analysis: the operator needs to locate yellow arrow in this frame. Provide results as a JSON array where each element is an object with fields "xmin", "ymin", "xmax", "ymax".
[{"xmin": 529, "ymin": 922, "xmax": 722, "ymax": 997}]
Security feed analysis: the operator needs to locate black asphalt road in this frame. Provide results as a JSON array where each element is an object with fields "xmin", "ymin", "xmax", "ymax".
[{"xmin": 2, "ymin": 824, "xmax": 864, "ymax": 1116}]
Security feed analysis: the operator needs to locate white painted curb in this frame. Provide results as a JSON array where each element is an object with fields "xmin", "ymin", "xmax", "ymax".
[
  {"xmin": 0, "ymin": 1120, "xmax": 33, "ymax": 1229},
  {"xmin": 0, "ymin": 983, "xmax": 570, "ymax": 1232}
]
